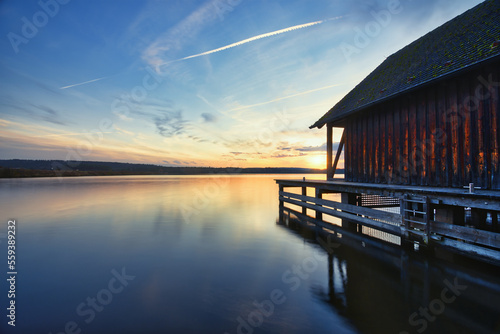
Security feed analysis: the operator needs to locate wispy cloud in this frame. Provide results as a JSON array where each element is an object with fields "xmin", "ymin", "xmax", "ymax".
[
  {"xmin": 142, "ymin": 0, "xmax": 232, "ymax": 68},
  {"xmin": 295, "ymin": 143, "xmax": 340, "ymax": 152},
  {"xmin": 272, "ymin": 152, "xmax": 306, "ymax": 159},
  {"xmin": 1, "ymin": 98, "xmax": 70, "ymax": 126},
  {"xmin": 31, "ymin": 131, "xmax": 114, "ymax": 138},
  {"xmin": 120, "ymin": 99, "xmax": 188, "ymax": 138},
  {"xmin": 0, "ymin": 119, "xmax": 12, "ymax": 127},
  {"xmin": 160, "ymin": 17, "xmax": 344, "ymax": 66},
  {"xmin": 154, "ymin": 110, "xmax": 186, "ymax": 137},
  {"xmin": 201, "ymin": 112, "xmax": 217, "ymax": 123}
]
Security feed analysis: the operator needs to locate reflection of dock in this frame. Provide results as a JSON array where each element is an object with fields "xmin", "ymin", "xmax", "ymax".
[
  {"xmin": 277, "ymin": 213, "xmax": 500, "ymax": 334},
  {"xmin": 276, "ymin": 179, "xmax": 500, "ymax": 265}
]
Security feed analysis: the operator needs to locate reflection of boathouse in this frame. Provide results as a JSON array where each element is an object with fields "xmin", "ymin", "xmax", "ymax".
[
  {"xmin": 277, "ymin": 0, "xmax": 500, "ymax": 264},
  {"xmin": 277, "ymin": 217, "xmax": 500, "ymax": 334}
]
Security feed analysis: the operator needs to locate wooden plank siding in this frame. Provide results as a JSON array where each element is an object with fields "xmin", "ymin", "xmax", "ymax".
[
  {"xmin": 393, "ymin": 101, "xmax": 401, "ymax": 184},
  {"xmin": 418, "ymin": 90, "xmax": 427, "ymax": 186},
  {"xmin": 461, "ymin": 75, "xmax": 472, "ymax": 187},
  {"xmin": 437, "ymin": 82, "xmax": 448, "ymax": 187},
  {"xmin": 427, "ymin": 89, "xmax": 437, "ymax": 186},
  {"xmin": 346, "ymin": 119, "xmax": 353, "ymax": 182},
  {"xmin": 368, "ymin": 112, "xmax": 374, "ymax": 181},
  {"xmin": 387, "ymin": 106, "xmax": 394, "ymax": 183},
  {"xmin": 492, "ymin": 62, "xmax": 500, "ymax": 189},
  {"xmin": 374, "ymin": 110, "xmax": 380, "ymax": 183},
  {"xmin": 342, "ymin": 61, "xmax": 500, "ymax": 190}
]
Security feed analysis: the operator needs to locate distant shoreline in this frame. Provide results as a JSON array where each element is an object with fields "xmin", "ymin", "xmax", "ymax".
[{"xmin": 0, "ymin": 159, "xmax": 335, "ymax": 179}]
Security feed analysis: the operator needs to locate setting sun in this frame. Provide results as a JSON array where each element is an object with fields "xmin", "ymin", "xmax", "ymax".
[{"xmin": 307, "ymin": 154, "xmax": 326, "ymax": 169}]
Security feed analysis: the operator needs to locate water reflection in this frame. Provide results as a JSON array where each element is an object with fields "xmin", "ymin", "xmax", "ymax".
[
  {"xmin": 1, "ymin": 174, "xmax": 498, "ymax": 334},
  {"xmin": 1, "ymin": 174, "xmax": 350, "ymax": 334},
  {"xmin": 278, "ymin": 210, "xmax": 500, "ymax": 334}
]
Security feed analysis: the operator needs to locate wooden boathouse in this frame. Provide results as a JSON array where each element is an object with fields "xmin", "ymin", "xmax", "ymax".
[{"xmin": 277, "ymin": 0, "xmax": 500, "ymax": 265}]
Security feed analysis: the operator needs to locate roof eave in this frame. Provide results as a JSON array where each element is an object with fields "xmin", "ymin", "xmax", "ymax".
[{"xmin": 310, "ymin": 53, "xmax": 500, "ymax": 130}]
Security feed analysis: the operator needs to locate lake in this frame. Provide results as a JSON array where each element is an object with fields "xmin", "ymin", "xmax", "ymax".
[{"xmin": 0, "ymin": 174, "xmax": 499, "ymax": 334}]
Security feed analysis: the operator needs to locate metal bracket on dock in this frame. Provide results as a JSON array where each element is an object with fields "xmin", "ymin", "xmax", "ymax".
[
  {"xmin": 402, "ymin": 195, "xmax": 430, "ymax": 245},
  {"xmin": 463, "ymin": 183, "xmax": 481, "ymax": 194}
]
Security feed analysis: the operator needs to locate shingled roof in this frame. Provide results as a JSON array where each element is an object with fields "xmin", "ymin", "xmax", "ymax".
[{"xmin": 311, "ymin": 0, "xmax": 500, "ymax": 129}]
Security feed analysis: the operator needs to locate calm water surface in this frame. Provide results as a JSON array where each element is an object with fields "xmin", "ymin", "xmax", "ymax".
[{"xmin": 0, "ymin": 175, "xmax": 499, "ymax": 334}]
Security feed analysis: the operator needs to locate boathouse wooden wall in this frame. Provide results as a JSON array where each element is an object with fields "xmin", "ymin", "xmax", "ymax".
[{"xmin": 343, "ymin": 60, "xmax": 500, "ymax": 190}]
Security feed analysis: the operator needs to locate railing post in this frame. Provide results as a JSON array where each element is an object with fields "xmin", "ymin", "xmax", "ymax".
[
  {"xmin": 423, "ymin": 197, "xmax": 431, "ymax": 245},
  {"xmin": 279, "ymin": 185, "xmax": 284, "ymax": 222},
  {"xmin": 327, "ymin": 124, "xmax": 333, "ymax": 180},
  {"xmin": 401, "ymin": 195, "xmax": 411, "ymax": 249},
  {"xmin": 316, "ymin": 188, "xmax": 323, "ymax": 220},
  {"xmin": 341, "ymin": 192, "xmax": 357, "ymax": 231},
  {"xmin": 302, "ymin": 186, "xmax": 307, "ymax": 215}
]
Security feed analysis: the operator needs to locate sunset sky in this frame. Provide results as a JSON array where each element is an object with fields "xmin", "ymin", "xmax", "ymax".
[{"xmin": 0, "ymin": 0, "xmax": 483, "ymax": 168}]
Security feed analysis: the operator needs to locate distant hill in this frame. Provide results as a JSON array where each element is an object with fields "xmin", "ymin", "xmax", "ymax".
[{"xmin": 0, "ymin": 159, "xmax": 337, "ymax": 178}]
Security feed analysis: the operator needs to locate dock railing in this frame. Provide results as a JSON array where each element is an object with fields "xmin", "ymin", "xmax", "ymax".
[{"xmin": 277, "ymin": 179, "xmax": 500, "ymax": 265}]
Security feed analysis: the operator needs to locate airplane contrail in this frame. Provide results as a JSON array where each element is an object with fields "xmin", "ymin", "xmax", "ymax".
[
  {"xmin": 60, "ymin": 16, "xmax": 344, "ymax": 89},
  {"xmin": 162, "ymin": 16, "xmax": 344, "ymax": 65},
  {"xmin": 60, "ymin": 76, "xmax": 108, "ymax": 90},
  {"xmin": 228, "ymin": 83, "xmax": 343, "ymax": 112}
]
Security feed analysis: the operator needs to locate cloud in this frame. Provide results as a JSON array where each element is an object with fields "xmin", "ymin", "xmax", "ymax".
[
  {"xmin": 113, "ymin": 98, "xmax": 189, "ymax": 138},
  {"xmin": 114, "ymin": 125, "xmax": 135, "ymax": 136},
  {"xmin": 1, "ymin": 94, "xmax": 71, "ymax": 126},
  {"xmin": 187, "ymin": 135, "xmax": 208, "ymax": 143},
  {"xmin": 272, "ymin": 153, "xmax": 306, "ymax": 158},
  {"xmin": 142, "ymin": 0, "xmax": 232, "ymax": 67},
  {"xmin": 201, "ymin": 112, "xmax": 217, "ymax": 123},
  {"xmin": 0, "ymin": 119, "xmax": 11, "ymax": 127},
  {"xmin": 31, "ymin": 131, "xmax": 114, "ymax": 138},
  {"xmin": 30, "ymin": 104, "xmax": 68, "ymax": 126},
  {"xmin": 296, "ymin": 143, "xmax": 327, "ymax": 152},
  {"xmin": 295, "ymin": 142, "xmax": 340, "ymax": 152},
  {"xmin": 154, "ymin": 110, "xmax": 186, "ymax": 137}
]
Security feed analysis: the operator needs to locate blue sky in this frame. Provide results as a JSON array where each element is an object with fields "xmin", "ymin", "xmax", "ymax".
[{"xmin": 0, "ymin": 0, "xmax": 483, "ymax": 168}]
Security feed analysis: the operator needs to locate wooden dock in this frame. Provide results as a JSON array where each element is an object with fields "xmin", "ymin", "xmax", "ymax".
[{"xmin": 276, "ymin": 179, "xmax": 500, "ymax": 265}]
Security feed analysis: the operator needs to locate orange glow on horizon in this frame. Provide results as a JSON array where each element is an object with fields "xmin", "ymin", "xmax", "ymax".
[{"xmin": 306, "ymin": 154, "xmax": 326, "ymax": 169}]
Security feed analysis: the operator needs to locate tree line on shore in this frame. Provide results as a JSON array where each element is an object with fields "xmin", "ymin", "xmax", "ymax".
[{"xmin": 0, "ymin": 160, "xmax": 331, "ymax": 178}]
